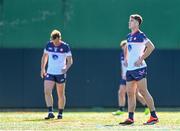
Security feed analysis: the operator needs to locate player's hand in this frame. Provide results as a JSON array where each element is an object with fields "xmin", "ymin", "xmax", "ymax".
[
  {"xmin": 134, "ymin": 57, "xmax": 143, "ymax": 67},
  {"xmin": 41, "ymin": 68, "xmax": 47, "ymax": 78},
  {"xmin": 123, "ymin": 60, "xmax": 128, "ymax": 67},
  {"xmin": 61, "ymin": 68, "xmax": 68, "ymax": 74}
]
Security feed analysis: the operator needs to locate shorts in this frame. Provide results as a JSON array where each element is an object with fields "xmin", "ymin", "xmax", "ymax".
[
  {"xmin": 126, "ymin": 67, "xmax": 147, "ymax": 82},
  {"xmin": 120, "ymin": 79, "xmax": 126, "ymax": 85},
  {"xmin": 44, "ymin": 73, "xmax": 66, "ymax": 84}
]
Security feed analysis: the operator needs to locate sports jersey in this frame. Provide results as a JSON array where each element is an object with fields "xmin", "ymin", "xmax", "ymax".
[
  {"xmin": 44, "ymin": 41, "xmax": 72, "ymax": 75},
  {"xmin": 120, "ymin": 51, "xmax": 127, "ymax": 79},
  {"xmin": 127, "ymin": 30, "xmax": 149, "ymax": 70}
]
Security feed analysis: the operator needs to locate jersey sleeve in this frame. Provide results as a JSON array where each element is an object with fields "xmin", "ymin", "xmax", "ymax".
[
  {"xmin": 141, "ymin": 33, "xmax": 149, "ymax": 44},
  {"xmin": 65, "ymin": 44, "xmax": 72, "ymax": 57},
  {"xmin": 44, "ymin": 48, "xmax": 48, "ymax": 54},
  {"xmin": 43, "ymin": 42, "xmax": 49, "ymax": 54},
  {"xmin": 126, "ymin": 33, "xmax": 131, "ymax": 42}
]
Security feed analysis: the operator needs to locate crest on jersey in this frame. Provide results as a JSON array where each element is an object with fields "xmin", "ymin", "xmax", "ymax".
[
  {"xmin": 60, "ymin": 48, "xmax": 63, "ymax": 52},
  {"xmin": 52, "ymin": 54, "xmax": 58, "ymax": 60},
  {"xmin": 133, "ymin": 37, "xmax": 136, "ymax": 40}
]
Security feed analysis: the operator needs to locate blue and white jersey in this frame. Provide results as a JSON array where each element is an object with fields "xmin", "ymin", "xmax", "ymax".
[
  {"xmin": 120, "ymin": 51, "xmax": 127, "ymax": 79},
  {"xmin": 127, "ymin": 30, "xmax": 149, "ymax": 71},
  {"xmin": 44, "ymin": 41, "xmax": 72, "ymax": 75}
]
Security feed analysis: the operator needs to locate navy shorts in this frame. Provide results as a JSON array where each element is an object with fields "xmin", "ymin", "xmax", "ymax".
[
  {"xmin": 120, "ymin": 79, "xmax": 126, "ymax": 85},
  {"xmin": 126, "ymin": 67, "xmax": 147, "ymax": 82},
  {"xmin": 44, "ymin": 73, "xmax": 66, "ymax": 84}
]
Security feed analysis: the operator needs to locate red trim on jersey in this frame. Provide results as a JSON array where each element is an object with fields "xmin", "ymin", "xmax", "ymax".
[
  {"xmin": 131, "ymin": 29, "xmax": 140, "ymax": 36},
  {"xmin": 51, "ymin": 40, "xmax": 63, "ymax": 47}
]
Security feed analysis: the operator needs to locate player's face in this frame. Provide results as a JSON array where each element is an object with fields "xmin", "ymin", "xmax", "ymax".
[
  {"xmin": 52, "ymin": 37, "xmax": 60, "ymax": 44},
  {"xmin": 128, "ymin": 17, "xmax": 138, "ymax": 29},
  {"xmin": 52, "ymin": 35, "xmax": 61, "ymax": 44}
]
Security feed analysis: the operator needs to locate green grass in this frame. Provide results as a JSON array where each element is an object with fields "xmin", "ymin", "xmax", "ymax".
[{"xmin": 0, "ymin": 108, "xmax": 180, "ymax": 131}]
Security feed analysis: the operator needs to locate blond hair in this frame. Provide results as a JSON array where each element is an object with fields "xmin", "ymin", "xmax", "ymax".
[{"xmin": 50, "ymin": 29, "xmax": 61, "ymax": 38}]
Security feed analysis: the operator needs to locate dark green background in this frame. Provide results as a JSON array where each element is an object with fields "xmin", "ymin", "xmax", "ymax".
[
  {"xmin": 0, "ymin": 0, "xmax": 180, "ymax": 108},
  {"xmin": 0, "ymin": 0, "xmax": 180, "ymax": 48}
]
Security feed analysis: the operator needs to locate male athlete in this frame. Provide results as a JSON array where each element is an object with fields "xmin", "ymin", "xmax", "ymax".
[
  {"xmin": 119, "ymin": 14, "xmax": 158, "ymax": 125},
  {"xmin": 41, "ymin": 29, "xmax": 73, "ymax": 119},
  {"xmin": 112, "ymin": 40, "xmax": 149, "ymax": 115}
]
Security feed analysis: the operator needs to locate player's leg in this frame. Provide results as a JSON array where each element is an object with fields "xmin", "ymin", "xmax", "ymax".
[
  {"xmin": 112, "ymin": 84, "xmax": 126, "ymax": 115},
  {"xmin": 136, "ymin": 90, "xmax": 146, "ymax": 105},
  {"xmin": 56, "ymin": 83, "xmax": 66, "ymax": 119},
  {"xmin": 137, "ymin": 78, "xmax": 155, "ymax": 112},
  {"xmin": 119, "ymin": 80, "xmax": 137, "ymax": 125},
  {"xmin": 56, "ymin": 74, "xmax": 66, "ymax": 119},
  {"xmin": 137, "ymin": 78, "xmax": 158, "ymax": 124},
  {"xmin": 136, "ymin": 90, "xmax": 150, "ymax": 115},
  {"xmin": 119, "ymin": 85, "xmax": 126, "ymax": 111},
  {"xmin": 44, "ymin": 79, "xmax": 55, "ymax": 119},
  {"xmin": 127, "ymin": 81, "xmax": 137, "ymax": 118}
]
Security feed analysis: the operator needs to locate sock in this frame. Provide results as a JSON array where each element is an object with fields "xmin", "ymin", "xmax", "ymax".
[
  {"xmin": 150, "ymin": 111, "xmax": 157, "ymax": 118},
  {"xmin": 119, "ymin": 106, "xmax": 125, "ymax": 111},
  {"xmin": 58, "ymin": 109, "xmax": 64, "ymax": 116},
  {"xmin": 128, "ymin": 112, "xmax": 134, "ymax": 120},
  {"xmin": 48, "ymin": 106, "xmax": 53, "ymax": 113}
]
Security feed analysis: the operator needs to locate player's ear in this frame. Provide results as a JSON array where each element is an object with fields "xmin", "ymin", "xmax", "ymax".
[{"xmin": 135, "ymin": 20, "xmax": 139, "ymax": 26}]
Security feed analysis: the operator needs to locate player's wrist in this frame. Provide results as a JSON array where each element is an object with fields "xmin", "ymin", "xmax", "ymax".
[
  {"xmin": 140, "ymin": 56, "xmax": 144, "ymax": 61},
  {"xmin": 41, "ymin": 66, "xmax": 45, "ymax": 70},
  {"xmin": 66, "ymin": 64, "xmax": 71, "ymax": 70}
]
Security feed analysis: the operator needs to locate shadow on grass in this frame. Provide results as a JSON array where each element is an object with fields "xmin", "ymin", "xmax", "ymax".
[
  {"xmin": 22, "ymin": 118, "xmax": 68, "ymax": 123},
  {"xmin": 0, "ymin": 107, "xmax": 180, "ymax": 112},
  {"xmin": 22, "ymin": 118, "xmax": 64, "ymax": 123},
  {"xmin": 103, "ymin": 124, "xmax": 119, "ymax": 127},
  {"xmin": 22, "ymin": 119, "xmax": 47, "ymax": 122}
]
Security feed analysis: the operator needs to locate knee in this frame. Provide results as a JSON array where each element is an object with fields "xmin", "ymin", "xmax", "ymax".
[
  {"xmin": 138, "ymin": 89, "xmax": 147, "ymax": 97},
  {"xmin": 127, "ymin": 89, "xmax": 135, "ymax": 97},
  {"xmin": 58, "ymin": 95, "xmax": 65, "ymax": 100},
  {"xmin": 44, "ymin": 88, "xmax": 52, "ymax": 96},
  {"xmin": 119, "ymin": 88, "xmax": 125, "ymax": 97},
  {"xmin": 58, "ymin": 92, "xmax": 65, "ymax": 99}
]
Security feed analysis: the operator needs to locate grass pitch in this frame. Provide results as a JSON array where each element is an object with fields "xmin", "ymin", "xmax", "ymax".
[{"xmin": 0, "ymin": 108, "xmax": 180, "ymax": 131}]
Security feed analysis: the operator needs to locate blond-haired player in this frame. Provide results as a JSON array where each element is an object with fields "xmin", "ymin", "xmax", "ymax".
[{"xmin": 41, "ymin": 29, "xmax": 73, "ymax": 119}]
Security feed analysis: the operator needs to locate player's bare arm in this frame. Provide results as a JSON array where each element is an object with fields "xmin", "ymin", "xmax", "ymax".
[
  {"xmin": 142, "ymin": 41, "xmax": 155, "ymax": 59},
  {"xmin": 134, "ymin": 41, "xmax": 155, "ymax": 67},
  {"xmin": 62, "ymin": 56, "xmax": 73, "ymax": 74},
  {"xmin": 41, "ymin": 53, "xmax": 48, "ymax": 78}
]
